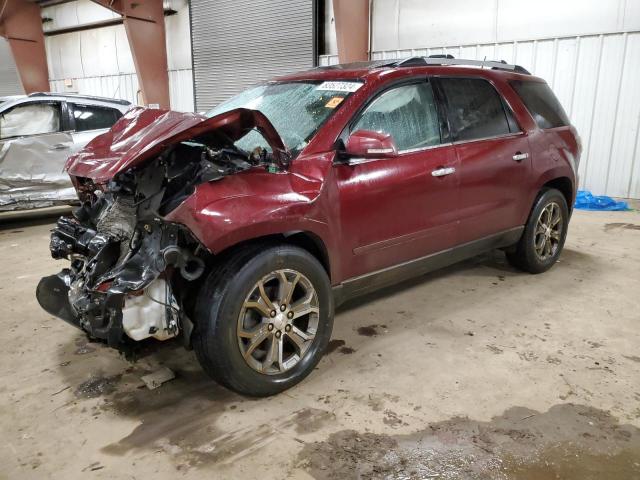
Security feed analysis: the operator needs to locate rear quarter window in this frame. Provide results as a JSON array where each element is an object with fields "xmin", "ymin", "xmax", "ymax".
[{"xmin": 510, "ymin": 81, "xmax": 570, "ymax": 129}]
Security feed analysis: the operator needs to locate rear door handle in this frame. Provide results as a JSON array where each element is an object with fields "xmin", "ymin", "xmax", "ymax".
[
  {"xmin": 431, "ymin": 167, "xmax": 456, "ymax": 177},
  {"xmin": 512, "ymin": 152, "xmax": 529, "ymax": 162}
]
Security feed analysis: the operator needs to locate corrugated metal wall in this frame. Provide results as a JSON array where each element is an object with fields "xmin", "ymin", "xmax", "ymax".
[
  {"xmin": 0, "ymin": 38, "xmax": 24, "ymax": 96},
  {"xmin": 43, "ymin": 0, "xmax": 194, "ymax": 111},
  {"xmin": 190, "ymin": 0, "xmax": 316, "ymax": 111},
  {"xmin": 49, "ymin": 74, "xmax": 140, "ymax": 103}
]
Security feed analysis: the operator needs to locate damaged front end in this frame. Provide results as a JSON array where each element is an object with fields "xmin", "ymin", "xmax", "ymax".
[{"xmin": 36, "ymin": 107, "xmax": 289, "ymax": 352}]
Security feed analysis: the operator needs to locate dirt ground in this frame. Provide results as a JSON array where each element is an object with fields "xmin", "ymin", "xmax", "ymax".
[{"xmin": 1, "ymin": 206, "xmax": 639, "ymax": 479}]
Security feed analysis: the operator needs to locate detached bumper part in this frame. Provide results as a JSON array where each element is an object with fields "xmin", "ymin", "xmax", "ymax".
[
  {"xmin": 37, "ymin": 269, "xmax": 127, "ymax": 347},
  {"xmin": 36, "ymin": 271, "xmax": 80, "ymax": 329}
]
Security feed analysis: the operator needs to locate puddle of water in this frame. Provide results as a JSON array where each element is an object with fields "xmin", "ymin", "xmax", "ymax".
[
  {"xmin": 299, "ymin": 404, "xmax": 640, "ymax": 479},
  {"xmin": 92, "ymin": 364, "xmax": 334, "ymax": 470},
  {"xmin": 501, "ymin": 446, "xmax": 640, "ymax": 480}
]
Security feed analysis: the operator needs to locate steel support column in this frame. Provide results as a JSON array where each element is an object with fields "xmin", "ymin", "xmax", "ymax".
[
  {"xmin": 332, "ymin": 0, "xmax": 369, "ymax": 63},
  {"xmin": 0, "ymin": 0, "xmax": 50, "ymax": 93},
  {"xmin": 91, "ymin": 0, "xmax": 170, "ymax": 108}
]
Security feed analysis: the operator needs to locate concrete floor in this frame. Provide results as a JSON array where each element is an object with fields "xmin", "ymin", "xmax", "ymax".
[{"xmin": 1, "ymin": 207, "xmax": 639, "ymax": 479}]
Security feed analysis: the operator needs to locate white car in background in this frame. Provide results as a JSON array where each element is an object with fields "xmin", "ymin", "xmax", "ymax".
[{"xmin": 0, "ymin": 93, "xmax": 132, "ymax": 211}]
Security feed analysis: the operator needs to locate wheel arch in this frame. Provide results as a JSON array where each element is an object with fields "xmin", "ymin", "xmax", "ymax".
[
  {"xmin": 542, "ymin": 176, "xmax": 574, "ymax": 212},
  {"xmin": 213, "ymin": 231, "xmax": 332, "ymax": 282}
]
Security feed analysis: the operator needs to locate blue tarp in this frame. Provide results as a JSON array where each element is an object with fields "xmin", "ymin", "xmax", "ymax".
[{"xmin": 574, "ymin": 190, "xmax": 630, "ymax": 211}]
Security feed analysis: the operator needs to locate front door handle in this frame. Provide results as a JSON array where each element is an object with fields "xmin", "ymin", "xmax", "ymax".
[
  {"xmin": 512, "ymin": 152, "xmax": 529, "ymax": 162},
  {"xmin": 431, "ymin": 167, "xmax": 456, "ymax": 177}
]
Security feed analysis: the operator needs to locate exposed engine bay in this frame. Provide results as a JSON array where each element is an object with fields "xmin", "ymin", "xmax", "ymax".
[{"xmin": 36, "ymin": 134, "xmax": 286, "ymax": 353}]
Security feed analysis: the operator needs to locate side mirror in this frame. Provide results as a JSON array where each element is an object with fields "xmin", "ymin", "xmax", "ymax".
[{"xmin": 344, "ymin": 129, "xmax": 398, "ymax": 159}]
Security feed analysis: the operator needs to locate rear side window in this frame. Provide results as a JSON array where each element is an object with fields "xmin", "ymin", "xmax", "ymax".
[
  {"xmin": 510, "ymin": 81, "xmax": 569, "ymax": 129},
  {"xmin": 71, "ymin": 104, "xmax": 121, "ymax": 132},
  {"xmin": 352, "ymin": 82, "xmax": 441, "ymax": 151},
  {"xmin": 439, "ymin": 78, "xmax": 514, "ymax": 142},
  {"xmin": 440, "ymin": 78, "xmax": 515, "ymax": 141}
]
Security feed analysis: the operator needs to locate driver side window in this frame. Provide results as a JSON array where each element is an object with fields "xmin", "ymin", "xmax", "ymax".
[
  {"xmin": 352, "ymin": 82, "xmax": 441, "ymax": 151},
  {"xmin": 0, "ymin": 102, "xmax": 61, "ymax": 140}
]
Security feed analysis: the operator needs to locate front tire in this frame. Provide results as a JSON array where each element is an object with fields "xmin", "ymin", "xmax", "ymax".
[
  {"xmin": 507, "ymin": 188, "xmax": 569, "ymax": 274},
  {"xmin": 193, "ymin": 244, "xmax": 334, "ymax": 397}
]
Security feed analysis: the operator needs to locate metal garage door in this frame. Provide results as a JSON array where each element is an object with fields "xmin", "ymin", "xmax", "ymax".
[
  {"xmin": 190, "ymin": 0, "xmax": 316, "ymax": 112},
  {"xmin": 0, "ymin": 38, "xmax": 24, "ymax": 96}
]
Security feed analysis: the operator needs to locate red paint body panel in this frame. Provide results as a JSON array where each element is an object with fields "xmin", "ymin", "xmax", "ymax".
[
  {"xmin": 332, "ymin": 145, "xmax": 459, "ymax": 279},
  {"xmin": 455, "ymin": 134, "xmax": 533, "ymax": 243},
  {"xmin": 67, "ymin": 65, "xmax": 580, "ymax": 286}
]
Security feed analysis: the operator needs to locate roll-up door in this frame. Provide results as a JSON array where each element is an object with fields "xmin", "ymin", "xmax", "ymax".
[
  {"xmin": 0, "ymin": 38, "xmax": 24, "ymax": 96},
  {"xmin": 190, "ymin": 0, "xmax": 316, "ymax": 112}
]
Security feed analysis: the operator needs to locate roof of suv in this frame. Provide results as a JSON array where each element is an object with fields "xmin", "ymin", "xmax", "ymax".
[
  {"xmin": 0, "ymin": 95, "xmax": 25, "ymax": 104},
  {"xmin": 276, "ymin": 56, "xmax": 540, "ymax": 83},
  {"xmin": 0, "ymin": 93, "xmax": 132, "ymax": 113},
  {"xmin": 27, "ymin": 92, "xmax": 132, "ymax": 106}
]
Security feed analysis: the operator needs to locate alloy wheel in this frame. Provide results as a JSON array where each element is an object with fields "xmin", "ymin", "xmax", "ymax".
[
  {"xmin": 534, "ymin": 202, "xmax": 563, "ymax": 261},
  {"xmin": 237, "ymin": 269, "xmax": 319, "ymax": 375}
]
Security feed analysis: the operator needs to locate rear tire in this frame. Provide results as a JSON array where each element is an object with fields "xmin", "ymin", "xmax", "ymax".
[
  {"xmin": 507, "ymin": 188, "xmax": 569, "ymax": 274},
  {"xmin": 193, "ymin": 244, "xmax": 333, "ymax": 397}
]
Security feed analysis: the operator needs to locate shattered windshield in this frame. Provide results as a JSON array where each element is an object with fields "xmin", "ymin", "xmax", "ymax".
[{"xmin": 206, "ymin": 81, "xmax": 362, "ymax": 154}]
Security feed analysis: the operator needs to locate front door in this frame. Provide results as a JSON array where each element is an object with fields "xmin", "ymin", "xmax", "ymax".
[
  {"xmin": 334, "ymin": 80, "xmax": 459, "ymax": 280},
  {"xmin": 0, "ymin": 101, "xmax": 75, "ymax": 210}
]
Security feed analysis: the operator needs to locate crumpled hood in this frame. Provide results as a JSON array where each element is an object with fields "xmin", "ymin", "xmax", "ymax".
[{"xmin": 65, "ymin": 107, "xmax": 287, "ymax": 183}]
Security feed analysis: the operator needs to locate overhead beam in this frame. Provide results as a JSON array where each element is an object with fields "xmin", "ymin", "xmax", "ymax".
[
  {"xmin": 91, "ymin": 0, "xmax": 170, "ymax": 109},
  {"xmin": 332, "ymin": 0, "xmax": 370, "ymax": 63},
  {"xmin": 0, "ymin": 0, "xmax": 50, "ymax": 93}
]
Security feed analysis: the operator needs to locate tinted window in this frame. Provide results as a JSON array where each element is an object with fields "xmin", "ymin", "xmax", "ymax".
[
  {"xmin": 0, "ymin": 103, "xmax": 61, "ymax": 139},
  {"xmin": 72, "ymin": 105, "xmax": 120, "ymax": 132},
  {"xmin": 352, "ymin": 82, "xmax": 441, "ymax": 151},
  {"xmin": 511, "ymin": 80, "xmax": 569, "ymax": 129},
  {"xmin": 440, "ymin": 78, "xmax": 512, "ymax": 141}
]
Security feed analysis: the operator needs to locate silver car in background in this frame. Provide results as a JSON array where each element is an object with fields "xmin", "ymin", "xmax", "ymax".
[{"xmin": 0, "ymin": 93, "xmax": 132, "ymax": 211}]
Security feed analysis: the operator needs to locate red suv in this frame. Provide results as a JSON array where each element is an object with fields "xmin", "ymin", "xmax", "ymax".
[{"xmin": 37, "ymin": 57, "xmax": 580, "ymax": 396}]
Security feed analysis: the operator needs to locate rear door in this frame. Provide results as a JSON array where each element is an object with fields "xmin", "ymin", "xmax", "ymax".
[
  {"xmin": 436, "ymin": 77, "xmax": 531, "ymax": 243},
  {"xmin": 334, "ymin": 79, "xmax": 459, "ymax": 279}
]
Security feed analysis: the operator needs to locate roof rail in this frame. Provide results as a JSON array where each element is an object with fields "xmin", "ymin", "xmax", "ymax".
[
  {"xmin": 394, "ymin": 56, "xmax": 531, "ymax": 75},
  {"xmin": 27, "ymin": 92, "xmax": 132, "ymax": 105}
]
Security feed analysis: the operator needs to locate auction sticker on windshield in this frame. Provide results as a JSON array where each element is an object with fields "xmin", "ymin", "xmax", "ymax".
[
  {"xmin": 316, "ymin": 81, "xmax": 363, "ymax": 93},
  {"xmin": 325, "ymin": 97, "xmax": 344, "ymax": 109}
]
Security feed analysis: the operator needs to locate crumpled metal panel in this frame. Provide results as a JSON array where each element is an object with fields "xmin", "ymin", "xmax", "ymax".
[
  {"xmin": 0, "ymin": 133, "xmax": 79, "ymax": 211},
  {"xmin": 66, "ymin": 107, "xmax": 288, "ymax": 182}
]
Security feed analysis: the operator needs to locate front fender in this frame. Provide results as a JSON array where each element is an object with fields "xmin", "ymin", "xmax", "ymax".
[{"xmin": 164, "ymin": 174, "xmax": 338, "ymax": 278}]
